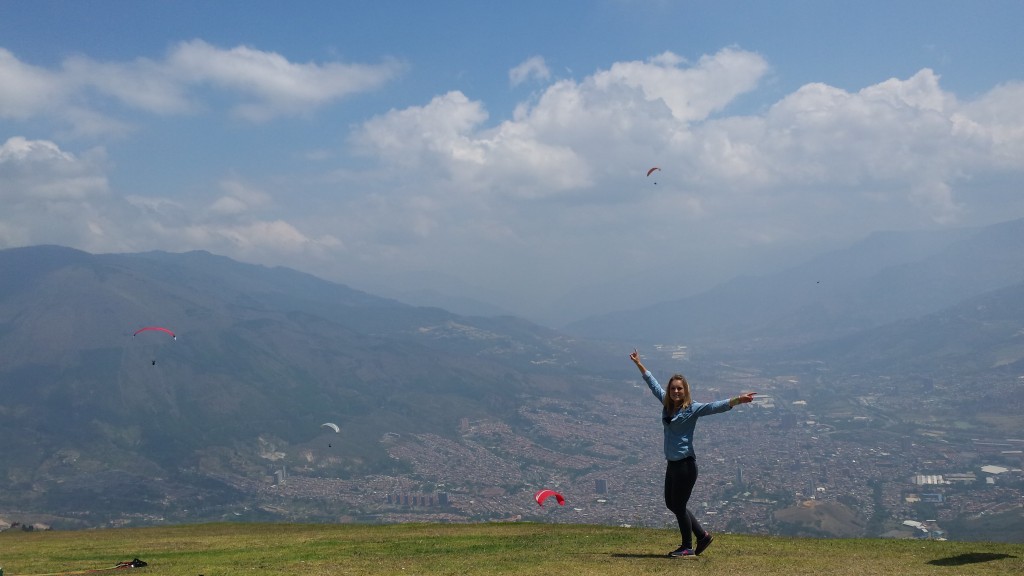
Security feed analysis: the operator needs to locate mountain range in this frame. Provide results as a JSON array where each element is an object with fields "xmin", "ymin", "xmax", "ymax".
[
  {"xmin": 1, "ymin": 217, "xmax": 1023, "ymax": 529},
  {"xmin": 565, "ymin": 218, "xmax": 1024, "ymax": 357},
  {"xmin": 0, "ymin": 245, "xmax": 620, "ymax": 524}
]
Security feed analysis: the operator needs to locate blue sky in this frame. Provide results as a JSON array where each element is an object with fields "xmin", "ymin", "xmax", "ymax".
[{"xmin": 2, "ymin": 1, "xmax": 1022, "ymax": 326}]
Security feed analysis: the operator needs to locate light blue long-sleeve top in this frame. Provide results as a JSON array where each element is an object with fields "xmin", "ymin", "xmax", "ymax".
[{"xmin": 643, "ymin": 370, "xmax": 733, "ymax": 461}]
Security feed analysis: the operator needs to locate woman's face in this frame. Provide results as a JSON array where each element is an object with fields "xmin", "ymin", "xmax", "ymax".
[{"xmin": 668, "ymin": 378, "xmax": 686, "ymax": 402}]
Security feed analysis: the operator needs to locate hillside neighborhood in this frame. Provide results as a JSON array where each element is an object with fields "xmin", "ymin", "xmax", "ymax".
[
  {"xmin": 113, "ymin": 352, "xmax": 1022, "ymax": 542},
  {"xmin": 1, "ymin": 242, "xmax": 1022, "ymax": 542}
]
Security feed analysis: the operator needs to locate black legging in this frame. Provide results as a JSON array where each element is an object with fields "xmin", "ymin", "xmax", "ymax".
[{"xmin": 664, "ymin": 456, "xmax": 707, "ymax": 548}]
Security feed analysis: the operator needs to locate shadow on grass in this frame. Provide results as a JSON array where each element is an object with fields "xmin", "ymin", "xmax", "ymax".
[
  {"xmin": 610, "ymin": 553, "xmax": 672, "ymax": 559},
  {"xmin": 928, "ymin": 552, "xmax": 1017, "ymax": 566}
]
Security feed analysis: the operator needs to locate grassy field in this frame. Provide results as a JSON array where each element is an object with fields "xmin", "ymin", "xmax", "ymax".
[{"xmin": 1, "ymin": 522, "xmax": 1021, "ymax": 576}]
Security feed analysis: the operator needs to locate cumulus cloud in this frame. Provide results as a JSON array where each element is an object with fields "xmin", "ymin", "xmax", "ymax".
[
  {"xmin": 358, "ymin": 91, "xmax": 490, "ymax": 167},
  {"xmin": 356, "ymin": 90, "xmax": 590, "ymax": 200},
  {"xmin": 954, "ymin": 81, "xmax": 1024, "ymax": 167},
  {"xmin": 590, "ymin": 49, "xmax": 770, "ymax": 123},
  {"xmin": 343, "ymin": 51, "xmax": 1024, "ymax": 317},
  {"xmin": 359, "ymin": 58, "xmax": 1021, "ymax": 232},
  {"xmin": 353, "ymin": 48, "xmax": 770, "ymax": 208},
  {"xmin": 682, "ymin": 69, "xmax": 982, "ymax": 225}
]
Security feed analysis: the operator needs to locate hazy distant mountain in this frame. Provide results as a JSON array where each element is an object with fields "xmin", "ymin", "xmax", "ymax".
[
  {"xmin": 772, "ymin": 279, "xmax": 1024, "ymax": 375},
  {"xmin": 381, "ymin": 287, "xmax": 515, "ymax": 318},
  {"xmin": 565, "ymin": 218, "xmax": 1024, "ymax": 353}
]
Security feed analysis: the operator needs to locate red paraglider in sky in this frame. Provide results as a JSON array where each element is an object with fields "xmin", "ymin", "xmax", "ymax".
[
  {"xmin": 646, "ymin": 167, "xmax": 661, "ymax": 177},
  {"xmin": 133, "ymin": 326, "xmax": 176, "ymax": 340},
  {"xmin": 534, "ymin": 489, "xmax": 565, "ymax": 506},
  {"xmin": 132, "ymin": 326, "xmax": 176, "ymax": 366}
]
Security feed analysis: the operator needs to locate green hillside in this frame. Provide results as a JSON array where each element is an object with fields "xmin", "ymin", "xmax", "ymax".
[
  {"xmin": 0, "ymin": 246, "xmax": 623, "ymax": 526},
  {"xmin": 1, "ymin": 522, "xmax": 1021, "ymax": 576}
]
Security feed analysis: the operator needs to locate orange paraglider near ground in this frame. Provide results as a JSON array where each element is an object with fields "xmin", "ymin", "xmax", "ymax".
[{"xmin": 534, "ymin": 489, "xmax": 565, "ymax": 506}]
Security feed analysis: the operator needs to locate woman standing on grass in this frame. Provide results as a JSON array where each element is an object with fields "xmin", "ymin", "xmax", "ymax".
[{"xmin": 630, "ymin": 348, "xmax": 755, "ymax": 558}]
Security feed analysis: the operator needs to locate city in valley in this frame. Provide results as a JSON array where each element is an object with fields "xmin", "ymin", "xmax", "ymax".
[{"xmin": 199, "ymin": 347, "xmax": 1022, "ymax": 542}]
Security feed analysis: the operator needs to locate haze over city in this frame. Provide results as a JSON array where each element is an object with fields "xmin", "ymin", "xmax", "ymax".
[{"xmin": 2, "ymin": 1, "xmax": 1022, "ymax": 325}]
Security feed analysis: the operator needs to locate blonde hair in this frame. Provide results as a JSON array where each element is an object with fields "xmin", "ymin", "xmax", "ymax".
[{"xmin": 662, "ymin": 374, "xmax": 693, "ymax": 413}]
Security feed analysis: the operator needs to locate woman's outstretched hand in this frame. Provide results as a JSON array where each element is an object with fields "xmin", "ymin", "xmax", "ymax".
[{"xmin": 630, "ymin": 349, "xmax": 646, "ymax": 374}]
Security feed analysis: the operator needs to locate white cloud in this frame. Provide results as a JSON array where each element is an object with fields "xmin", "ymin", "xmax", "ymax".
[
  {"xmin": 0, "ymin": 49, "xmax": 65, "ymax": 119},
  {"xmin": 0, "ymin": 135, "xmax": 342, "ymax": 267},
  {"xmin": 208, "ymin": 179, "xmax": 273, "ymax": 216},
  {"xmin": 0, "ymin": 41, "xmax": 406, "ymax": 132},
  {"xmin": 357, "ymin": 91, "xmax": 490, "ymax": 167},
  {"xmin": 167, "ymin": 40, "xmax": 406, "ymax": 121},
  {"xmin": 683, "ymin": 69, "xmax": 989, "ymax": 225},
  {"xmin": 342, "ymin": 52, "xmax": 1024, "ymax": 319},
  {"xmin": 355, "ymin": 89, "xmax": 591, "ymax": 211},
  {"xmin": 0, "ymin": 137, "xmax": 108, "ymax": 202},
  {"xmin": 184, "ymin": 220, "xmax": 342, "ymax": 256},
  {"xmin": 954, "ymin": 81, "xmax": 1024, "ymax": 167},
  {"xmin": 0, "ymin": 137, "xmax": 120, "ymax": 250},
  {"xmin": 509, "ymin": 56, "xmax": 550, "ymax": 87},
  {"xmin": 62, "ymin": 53, "xmax": 193, "ymax": 115},
  {"xmin": 2, "ymin": 41, "xmax": 1023, "ymax": 323},
  {"xmin": 590, "ymin": 48, "xmax": 770, "ymax": 123},
  {"xmin": 353, "ymin": 48, "xmax": 771, "ymax": 207}
]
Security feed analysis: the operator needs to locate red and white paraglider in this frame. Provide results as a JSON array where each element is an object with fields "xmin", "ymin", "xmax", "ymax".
[
  {"xmin": 646, "ymin": 166, "xmax": 661, "ymax": 184},
  {"xmin": 534, "ymin": 489, "xmax": 565, "ymax": 506},
  {"xmin": 132, "ymin": 326, "xmax": 175, "ymax": 365},
  {"xmin": 133, "ymin": 326, "xmax": 176, "ymax": 339}
]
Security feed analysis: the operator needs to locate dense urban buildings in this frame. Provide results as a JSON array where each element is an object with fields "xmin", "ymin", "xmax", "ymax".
[{"xmin": 203, "ymin": 355, "xmax": 1022, "ymax": 541}]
